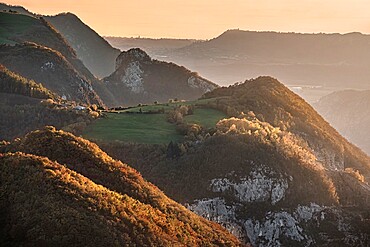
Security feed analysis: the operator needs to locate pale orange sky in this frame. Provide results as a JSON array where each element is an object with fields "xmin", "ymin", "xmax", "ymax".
[{"xmin": 3, "ymin": 0, "xmax": 370, "ymax": 39}]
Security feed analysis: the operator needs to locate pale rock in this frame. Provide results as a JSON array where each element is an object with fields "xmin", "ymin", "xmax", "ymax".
[
  {"xmin": 187, "ymin": 76, "xmax": 216, "ymax": 93},
  {"xmin": 120, "ymin": 61, "xmax": 144, "ymax": 94}
]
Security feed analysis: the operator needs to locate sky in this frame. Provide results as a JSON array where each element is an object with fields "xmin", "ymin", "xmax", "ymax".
[{"xmin": 3, "ymin": 0, "xmax": 370, "ymax": 39}]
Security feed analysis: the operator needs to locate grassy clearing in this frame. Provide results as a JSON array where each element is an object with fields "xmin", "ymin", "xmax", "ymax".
[
  {"xmin": 120, "ymin": 98, "xmax": 218, "ymax": 113},
  {"xmin": 84, "ymin": 99, "xmax": 227, "ymax": 144},
  {"xmin": 82, "ymin": 113, "xmax": 182, "ymax": 144},
  {"xmin": 184, "ymin": 108, "xmax": 227, "ymax": 128}
]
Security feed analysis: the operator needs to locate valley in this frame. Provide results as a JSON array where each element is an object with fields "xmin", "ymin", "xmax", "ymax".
[{"xmin": 0, "ymin": 3, "xmax": 369, "ymax": 247}]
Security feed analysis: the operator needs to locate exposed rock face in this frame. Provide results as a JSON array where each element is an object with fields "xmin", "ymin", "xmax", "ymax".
[
  {"xmin": 119, "ymin": 61, "xmax": 144, "ymax": 94},
  {"xmin": 187, "ymin": 76, "xmax": 215, "ymax": 93},
  {"xmin": 210, "ymin": 166, "xmax": 289, "ymax": 205},
  {"xmin": 115, "ymin": 48, "xmax": 151, "ymax": 69},
  {"xmin": 188, "ymin": 163, "xmax": 369, "ymax": 246},
  {"xmin": 103, "ymin": 48, "xmax": 218, "ymax": 106}
]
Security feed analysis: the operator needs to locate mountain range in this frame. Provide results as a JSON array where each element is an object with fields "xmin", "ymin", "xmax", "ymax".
[
  {"xmin": 0, "ymin": 3, "xmax": 120, "ymax": 78},
  {"xmin": 159, "ymin": 29, "xmax": 370, "ymax": 90},
  {"xmin": 0, "ymin": 4, "xmax": 369, "ymax": 246},
  {"xmin": 105, "ymin": 36, "xmax": 196, "ymax": 58},
  {"xmin": 0, "ymin": 7, "xmax": 216, "ymax": 107}
]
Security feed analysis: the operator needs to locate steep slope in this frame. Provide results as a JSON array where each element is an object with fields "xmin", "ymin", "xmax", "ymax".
[
  {"xmin": 103, "ymin": 48, "xmax": 218, "ymax": 106},
  {"xmin": 314, "ymin": 90, "xmax": 370, "ymax": 155},
  {"xmin": 203, "ymin": 77, "xmax": 370, "ymax": 178},
  {"xmin": 0, "ymin": 127, "xmax": 244, "ymax": 246},
  {"xmin": 0, "ymin": 64, "xmax": 56, "ymax": 100},
  {"xmin": 45, "ymin": 13, "xmax": 120, "ymax": 78},
  {"xmin": 0, "ymin": 11, "xmax": 116, "ymax": 106},
  {"xmin": 1, "ymin": 4, "xmax": 120, "ymax": 78},
  {"xmin": 0, "ymin": 43, "xmax": 101, "ymax": 105},
  {"xmin": 165, "ymin": 30, "xmax": 370, "ymax": 88},
  {"xmin": 0, "ymin": 65, "xmax": 99, "ymax": 141}
]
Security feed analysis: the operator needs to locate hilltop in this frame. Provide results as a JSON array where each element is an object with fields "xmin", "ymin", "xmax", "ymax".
[
  {"xmin": 0, "ymin": 127, "xmax": 244, "ymax": 246},
  {"xmin": 203, "ymin": 76, "xmax": 370, "ymax": 176},
  {"xmin": 45, "ymin": 13, "xmax": 120, "ymax": 78},
  {"xmin": 315, "ymin": 90, "xmax": 370, "ymax": 155},
  {"xmin": 1, "ymin": 3, "xmax": 120, "ymax": 78},
  {"xmin": 96, "ymin": 77, "xmax": 370, "ymax": 246},
  {"xmin": 0, "ymin": 11, "xmax": 118, "ymax": 106},
  {"xmin": 0, "ymin": 3, "xmax": 34, "ymax": 16},
  {"xmin": 103, "ymin": 48, "xmax": 218, "ymax": 106}
]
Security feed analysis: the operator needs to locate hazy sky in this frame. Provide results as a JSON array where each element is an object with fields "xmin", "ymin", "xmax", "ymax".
[{"xmin": 4, "ymin": 0, "xmax": 370, "ymax": 39}]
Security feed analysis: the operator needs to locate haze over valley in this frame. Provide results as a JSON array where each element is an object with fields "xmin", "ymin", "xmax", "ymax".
[{"xmin": 0, "ymin": 1, "xmax": 369, "ymax": 246}]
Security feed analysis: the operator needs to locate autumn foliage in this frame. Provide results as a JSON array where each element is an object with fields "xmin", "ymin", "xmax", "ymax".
[{"xmin": 0, "ymin": 127, "xmax": 243, "ymax": 246}]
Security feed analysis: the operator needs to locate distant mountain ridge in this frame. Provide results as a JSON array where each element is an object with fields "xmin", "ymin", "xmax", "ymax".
[
  {"xmin": 164, "ymin": 29, "xmax": 370, "ymax": 88},
  {"xmin": 105, "ymin": 36, "xmax": 197, "ymax": 57},
  {"xmin": 103, "ymin": 48, "xmax": 218, "ymax": 106},
  {"xmin": 0, "ymin": 8, "xmax": 218, "ymax": 107}
]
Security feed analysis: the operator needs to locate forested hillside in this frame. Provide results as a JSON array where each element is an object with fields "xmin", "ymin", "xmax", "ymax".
[{"xmin": 0, "ymin": 127, "xmax": 244, "ymax": 246}]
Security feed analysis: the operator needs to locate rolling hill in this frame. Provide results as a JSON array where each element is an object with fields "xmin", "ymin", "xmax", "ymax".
[
  {"xmin": 202, "ymin": 77, "xmax": 370, "ymax": 176},
  {"xmin": 103, "ymin": 48, "xmax": 218, "ymax": 106},
  {"xmin": 0, "ymin": 127, "xmax": 244, "ymax": 246},
  {"xmin": 96, "ymin": 77, "xmax": 370, "ymax": 246},
  {"xmin": 315, "ymin": 90, "xmax": 370, "ymax": 155}
]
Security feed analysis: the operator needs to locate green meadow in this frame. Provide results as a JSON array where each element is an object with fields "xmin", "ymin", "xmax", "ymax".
[{"xmin": 83, "ymin": 103, "xmax": 227, "ymax": 144}]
